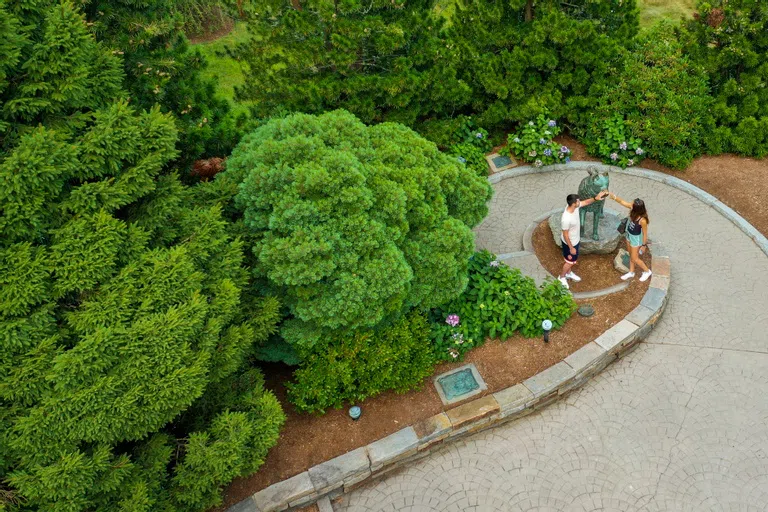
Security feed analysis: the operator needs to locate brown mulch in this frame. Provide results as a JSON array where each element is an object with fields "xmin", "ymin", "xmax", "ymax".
[
  {"xmin": 187, "ymin": 17, "xmax": 235, "ymax": 45},
  {"xmin": 532, "ymin": 220, "xmax": 653, "ymax": 293},
  {"xmin": 218, "ymin": 285, "xmax": 647, "ymax": 509}
]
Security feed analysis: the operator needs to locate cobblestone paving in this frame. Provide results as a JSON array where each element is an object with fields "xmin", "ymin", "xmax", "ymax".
[{"xmin": 337, "ymin": 170, "xmax": 768, "ymax": 511}]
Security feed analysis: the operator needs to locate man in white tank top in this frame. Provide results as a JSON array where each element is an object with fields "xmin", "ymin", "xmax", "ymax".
[{"xmin": 558, "ymin": 191, "xmax": 608, "ymax": 290}]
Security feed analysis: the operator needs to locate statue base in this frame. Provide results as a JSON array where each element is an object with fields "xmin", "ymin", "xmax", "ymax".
[{"xmin": 548, "ymin": 211, "xmax": 624, "ymax": 255}]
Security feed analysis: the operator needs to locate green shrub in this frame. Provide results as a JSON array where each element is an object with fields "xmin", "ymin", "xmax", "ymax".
[
  {"xmin": 228, "ymin": 110, "xmax": 492, "ymax": 350},
  {"xmin": 454, "ymin": 117, "xmax": 493, "ymax": 152},
  {"xmin": 170, "ymin": 370, "xmax": 285, "ymax": 510},
  {"xmin": 585, "ymin": 23, "xmax": 712, "ymax": 169},
  {"xmin": 430, "ymin": 251, "xmax": 576, "ymax": 362},
  {"xmin": 508, "ymin": 115, "xmax": 571, "ymax": 167},
  {"xmin": 684, "ymin": 0, "xmax": 768, "ymax": 158},
  {"xmin": 449, "ymin": 143, "xmax": 490, "ymax": 177},
  {"xmin": 287, "ymin": 312, "xmax": 436, "ymax": 413},
  {"xmin": 585, "ymin": 115, "xmax": 645, "ymax": 168}
]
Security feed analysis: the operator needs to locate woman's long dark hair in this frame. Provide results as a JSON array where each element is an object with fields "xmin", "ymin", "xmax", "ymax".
[{"xmin": 630, "ymin": 199, "xmax": 649, "ymax": 224}]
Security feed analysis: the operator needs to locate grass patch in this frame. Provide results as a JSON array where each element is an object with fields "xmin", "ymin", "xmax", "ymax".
[
  {"xmin": 637, "ymin": 0, "xmax": 696, "ymax": 28},
  {"xmin": 193, "ymin": 21, "xmax": 250, "ymax": 114}
]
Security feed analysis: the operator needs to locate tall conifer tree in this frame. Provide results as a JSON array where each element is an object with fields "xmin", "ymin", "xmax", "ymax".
[{"xmin": 0, "ymin": 2, "xmax": 283, "ymax": 510}]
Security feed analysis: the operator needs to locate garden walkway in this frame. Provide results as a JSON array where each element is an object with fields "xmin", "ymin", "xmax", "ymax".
[{"xmin": 336, "ymin": 168, "xmax": 768, "ymax": 511}]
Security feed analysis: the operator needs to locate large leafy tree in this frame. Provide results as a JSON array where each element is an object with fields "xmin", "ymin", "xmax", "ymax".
[
  {"xmin": 226, "ymin": 109, "xmax": 492, "ymax": 350},
  {"xmin": 0, "ymin": 2, "xmax": 283, "ymax": 510},
  {"xmin": 234, "ymin": 0, "xmax": 468, "ymax": 126},
  {"xmin": 684, "ymin": 0, "xmax": 768, "ymax": 157}
]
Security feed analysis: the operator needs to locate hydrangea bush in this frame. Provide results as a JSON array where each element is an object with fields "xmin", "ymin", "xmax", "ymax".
[
  {"xmin": 449, "ymin": 142, "xmax": 490, "ymax": 177},
  {"xmin": 508, "ymin": 115, "xmax": 571, "ymax": 167},
  {"xmin": 456, "ymin": 117, "xmax": 493, "ymax": 152},
  {"xmin": 429, "ymin": 251, "xmax": 576, "ymax": 362},
  {"xmin": 588, "ymin": 116, "xmax": 645, "ymax": 168}
]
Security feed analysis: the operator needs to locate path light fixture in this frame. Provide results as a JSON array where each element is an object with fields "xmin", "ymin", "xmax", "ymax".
[
  {"xmin": 349, "ymin": 406, "xmax": 362, "ymax": 421},
  {"xmin": 542, "ymin": 319, "xmax": 552, "ymax": 343}
]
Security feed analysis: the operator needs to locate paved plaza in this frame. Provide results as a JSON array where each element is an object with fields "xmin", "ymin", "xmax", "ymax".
[{"xmin": 337, "ymin": 169, "xmax": 768, "ymax": 511}]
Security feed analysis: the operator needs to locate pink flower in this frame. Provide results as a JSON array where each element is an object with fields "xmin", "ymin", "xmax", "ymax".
[{"xmin": 446, "ymin": 314, "xmax": 460, "ymax": 327}]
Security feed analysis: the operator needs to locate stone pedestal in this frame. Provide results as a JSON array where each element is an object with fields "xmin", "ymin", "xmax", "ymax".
[
  {"xmin": 548, "ymin": 211, "xmax": 623, "ymax": 254},
  {"xmin": 614, "ymin": 248, "xmax": 631, "ymax": 273}
]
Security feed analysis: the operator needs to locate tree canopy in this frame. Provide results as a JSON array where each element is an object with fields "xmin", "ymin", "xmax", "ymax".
[
  {"xmin": 226, "ymin": 109, "xmax": 492, "ymax": 349},
  {"xmin": 0, "ymin": 2, "xmax": 283, "ymax": 510}
]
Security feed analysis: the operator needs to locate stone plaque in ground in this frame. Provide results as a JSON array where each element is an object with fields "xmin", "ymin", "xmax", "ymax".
[
  {"xmin": 548, "ymin": 210, "xmax": 623, "ymax": 254},
  {"xmin": 433, "ymin": 363, "xmax": 487, "ymax": 405},
  {"xmin": 491, "ymin": 154, "xmax": 515, "ymax": 169},
  {"xmin": 438, "ymin": 368, "xmax": 478, "ymax": 400}
]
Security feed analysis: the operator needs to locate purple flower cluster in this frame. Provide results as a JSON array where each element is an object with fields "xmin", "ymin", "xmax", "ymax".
[
  {"xmin": 490, "ymin": 260, "xmax": 500, "ymax": 268},
  {"xmin": 610, "ymin": 152, "xmax": 619, "ymax": 161},
  {"xmin": 544, "ymin": 148, "xmax": 552, "ymax": 157},
  {"xmin": 619, "ymin": 141, "xmax": 628, "ymax": 150},
  {"xmin": 476, "ymin": 132, "xmax": 483, "ymax": 139},
  {"xmin": 636, "ymin": 148, "xmax": 644, "ymax": 155},
  {"xmin": 446, "ymin": 314, "xmax": 460, "ymax": 327},
  {"xmin": 560, "ymin": 146, "xmax": 569, "ymax": 154},
  {"xmin": 565, "ymin": 157, "xmax": 571, "ymax": 163},
  {"xmin": 539, "ymin": 138, "xmax": 546, "ymax": 145},
  {"xmin": 548, "ymin": 120, "xmax": 557, "ymax": 127}
]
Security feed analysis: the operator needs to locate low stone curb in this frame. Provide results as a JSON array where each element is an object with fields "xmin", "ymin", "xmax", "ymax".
[{"xmin": 227, "ymin": 257, "xmax": 671, "ymax": 512}]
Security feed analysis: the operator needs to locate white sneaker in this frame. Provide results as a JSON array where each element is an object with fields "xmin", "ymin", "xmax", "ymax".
[
  {"xmin": 639, "ymin": 270, "xmax": 652, "ymax": 282},
  {"xmin": 620, "ymin": 272, "xmax": 635, "ymax": 281},
  {"xmin": 558, "ymin": 276, "xmax": 569, "ymax": 289},
  {"xmin": 565, "ymin": 271, "xmax": 581, "ymax": 282}
]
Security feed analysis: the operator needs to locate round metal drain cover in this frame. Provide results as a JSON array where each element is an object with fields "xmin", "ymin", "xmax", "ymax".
[{"xmin": 578, "ymin": 305, "xmax": 595, "ymax": 317}]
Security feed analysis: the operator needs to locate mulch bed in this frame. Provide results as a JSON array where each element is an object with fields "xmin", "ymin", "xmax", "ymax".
[
  {"xmin": 218, "ymin": 280, "xmax": 648, "ymax": 509},
  {"xmin": 532, "ymin": 219, "xmax": 653, "ymax": 293}
]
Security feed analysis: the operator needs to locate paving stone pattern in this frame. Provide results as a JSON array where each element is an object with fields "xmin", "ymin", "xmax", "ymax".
[{"xmin": 338, "ymin": 169, "xmax": 768, "ymax": 511}]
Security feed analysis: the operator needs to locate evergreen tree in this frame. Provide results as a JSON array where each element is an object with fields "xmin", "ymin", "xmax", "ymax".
[
  {"xmin": 0, "ymin": 2, "xmax": 283, "ymax": 510},
  {"xmin": 447, "ymin": 0, "xmax": 638, "ymax": 130},
  {"xmin": 684, "ymin": 0, "xmax": 768, "ymax": 156},
  {"xmin": 234, "ymin": 0, "xmax": 468, "ymax": 126},
  {"xmin": 82, "ymin": 0, "xmax": 244, "ymax": 167},
  {"xmin": 226, "ymin": 109, "xmax": 492, "ymax": 350}
]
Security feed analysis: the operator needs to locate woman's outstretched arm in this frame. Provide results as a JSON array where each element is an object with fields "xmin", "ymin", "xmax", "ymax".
[{"xmin": 609, "ymin": 192, "xmax": 632, "ymax": 209}]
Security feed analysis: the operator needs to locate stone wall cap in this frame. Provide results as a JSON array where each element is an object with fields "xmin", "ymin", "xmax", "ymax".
[
  {"xmin": 251, "ymin": 471, "xmax": 314, "ymax": 512},
  {"xmin": 446, "ymin": 395, "xmax": 500, "ymax": 428},
  {"xmin": 564, "ymin": 342, "xmax": 607, "ymax": 373},
  {"xmin": 594, "ymin": 319, "xmax": 638, "ymax": 353},
  {"xmin": 367, "ymin": 427, "xmax": 418, "ymax": 467},
  {"xmin": 523, "ymin": 361, "xmax": 576, "ymax": 397},
  {"xmin": 308, "ymin": 447, "xmax": 369, "ymax": 493}
]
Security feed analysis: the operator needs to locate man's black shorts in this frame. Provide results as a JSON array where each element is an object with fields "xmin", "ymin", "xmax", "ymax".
[{"xmin": 562, "ymin": 241, "xmax": 580, "ymax": 263}]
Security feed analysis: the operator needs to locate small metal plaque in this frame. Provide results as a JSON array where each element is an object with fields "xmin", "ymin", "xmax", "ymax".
[
  {"xmin": 491, "ymin": 154, "xmax": 514, "ymax": 169},
  {"xmin": 437, "ymin": 368, "xmax": 479, "ymax": 400},
  {"xmin": 433, "ymin": 363, "xmax": 487, "ymax": 405}
]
